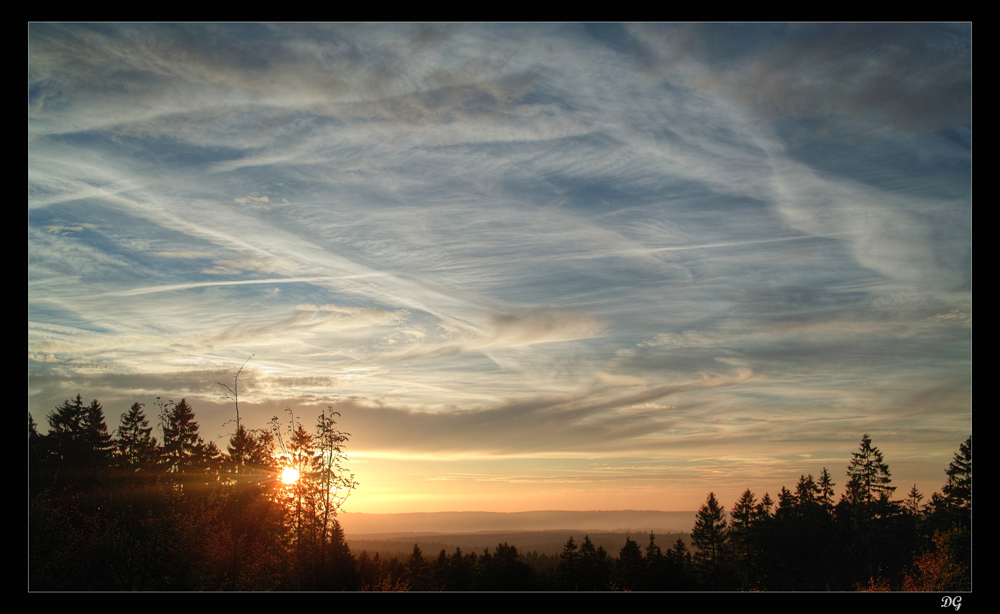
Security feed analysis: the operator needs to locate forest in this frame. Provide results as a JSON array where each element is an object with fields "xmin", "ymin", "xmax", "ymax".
[{"xmin": 28, "ymin": 393, "xmax": 970, "ymax": 591}]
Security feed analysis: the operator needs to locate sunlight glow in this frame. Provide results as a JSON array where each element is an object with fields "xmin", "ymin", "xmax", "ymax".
[{"xmin": 281, "ymin": 467, "xmax": 300, "ymax": 484}]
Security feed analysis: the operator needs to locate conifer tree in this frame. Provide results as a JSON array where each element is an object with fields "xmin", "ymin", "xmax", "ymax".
[
  {"xmin": 845, "ymin": 434, "xmax": 896, "ymax": 519},
  {"xmin": 730, "ymin": 489, "xmax": 761, "ymax": 590},
  {"xmin": 47, "ymin": 395, "xmax": 112, "ymax": 468},
  {"xmin": 817, "ymin": 468, "xmax": 836, "ymax": 512},
  {"xmin": 615, "ymin": 535, "xmax": 644, "ymax": 591},
  {"xmin": 756, "ymin": 492, "xmax": 774, "ymax": 518},
  {"xmin": 576, "ymin": 535, "xmax": 609, "ymax": 591},
  {"xmin": 777, "ymin": 486, "xmax": 797, "ymax": 519},
  {"xmin": 405, "ymin": 543, "xmax": 430, "ymax": 590},
  {"xmin": 668, "ymin": 537, "xmax": 688, "ymax": 563},
  {"xmin": 795, "ymin": 474, "xmax": 820, "ymax": 509},
  {"xmin": 730, "ymin": 489, "xmax": 757, "ymax": 558},
  {"xmin": 942, "ymin": 436, "xmax": 971, "ymax": 514},
  {"xmin": 117, "ymin": 402, "xmax": 159, "ymax": 470},
  {"xmin": 904, "ymin": 484, "xmax": 924, "ymax": 515},
  {"xmin": 83, "ymin": 399, "xmax": 114, "ymax": 462},
  {"xmin": 448, "ymin": 547, "xmax": 475, "ymax": 591},
  {"xmin": 162, "ymin": 398, "xmax": 205, "ymax": 473},
  {"xmin": 692, "ymin": 492, "xmax": 728, "ymax": 579},
  {"xmin": 643, "ymin": 532, "xmax": 667, "ymax": 590},
  {"xmin": 432, "ymin": 549, "xmax": 450, "ymax": 590},
  {"xmin": 645, "ymin": 531, "xmax": 663, "ymax": 560},
  {"xmin": 228, "ymin": 425, "xmax": 277, "ymax": 476},
  {"xmin": 47, "ymin": 394, "xmax": 87, "ymax": 462},
  {"xmin": 48, "ymin": 394, "xmax": 86, "ymax": 435},
  {"xmin": 557, "ymin": 536, "xmax": 579, "ymax": 589},
  {"xmin": 666, "ymin": 537, "xmax": 692, "ymax": 589},
  {"xmin": 929, "ymin": 436, "xmax": 972, "ymax": 532}
]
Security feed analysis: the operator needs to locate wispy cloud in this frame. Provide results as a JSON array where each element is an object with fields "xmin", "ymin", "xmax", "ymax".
[{"xmin": 29, "ymin": 23, "xmax": 970, "ymax": 512}]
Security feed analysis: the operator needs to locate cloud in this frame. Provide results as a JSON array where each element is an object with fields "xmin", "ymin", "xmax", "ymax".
[
  {"xmin": 28, "ymin": 24, "xmax": 970, "ymax": 510},
  {"xmin": 291, "ymin": 303, "xmax": 407, "ymax": 332},
  {"xmin": 233, "ymin": 195, "xmax": 271, "ymax": 207},
  {"xmin": 365, "ymin": 307, "xmax": 604, "ymax": 364},
  {"xmin": 483, "ymin": 308, "xmax": 604, "ymax": 349},
  {"xmin": 328, "ymin": 366, "xmax": 754, "ymax": 456},
  {"xmin": 596, "ymin": 372, "xmax": 647, "ymax": 387},
  {"xmin": 629, "ymin": 23, "xmax": 970, "ymax": 133},
  {"xmin": 148, "ymin": 250, "xmax": 213, "ymax": 259}
]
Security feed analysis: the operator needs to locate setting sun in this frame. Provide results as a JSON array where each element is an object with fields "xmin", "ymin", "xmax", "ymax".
[{"xmin": 281, "ymin": 467, "xmax": 300, "ymax": 484}]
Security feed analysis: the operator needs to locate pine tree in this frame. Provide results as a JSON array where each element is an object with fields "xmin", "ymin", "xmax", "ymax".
[
  {"xmin": 942, "ymin": 437, "xmax": 971, "ymax": 513},
  {"xmin": 777, "ymin": 486, "xmax": 797, "ymax": 519},
  {"xmin": 730, "ymin": 489, "xmax": 756, "ymax": 558},
  {"xmin": 730, "ymin": 489, "xmax": 761, "ymax": 590},
  {"xmin": 904, "ymin": 484, "xmax": 924, "ymax": 515},
  {"xmin": 930, "ymin": 436, "xmax": 971, "ymax": 531},
  {"xmin": 47, "ymin": 394, "xmax": 112, "ymax": 468},
  {"xmin": 557, "ymin": 536, "xmax": 579, "ymax": 590},
  {"xmin": 432, "ymin": 549, "xmax": 450, "ymax": 590},
  {"xmin": 448, "ymin": 547, "xmax": 475, "ymax": 591},
  {"xmin": 576, "ymin": 535, "xmax": 609, "ymax": 590},
  {"xmin": 162, "ymin": 398, "xmax": 205, "ymax": 473},
  {"xmin": 795, "ymin": 474, "xmax": 820, "ymax": 509},
  {"xmin": 666, "ymin": 537, "xmax": 692, "ymax": 589},
  {"xmin": 840, "ymin": 434, "xmax": 908, "ymax": 587},
  {"xmin": 615, "ymin": 536, "xmax": 644, "ymax": 591},
  {"xmin": 692, "ymin": 492, "xmax": 728, "ymax": 576},
  {"xmin": 755, "ymin": 492, "xmax": 774, "ymax": 520},
  {"xmin": 818, "ymin": 468, "xmax": 836, "ymax": 512},
  {"xmin": 643, "ymin": 532, "xmax": 667, "ymax": 590},
  {"xmin": 117, "ymin": 402, "xmax": 159, "ymax": 470},
  {"xmin": 405, "ymin": 543, "xmax": 430, "ymax": 591},
  {"xmin": 227, "ymin": 425, "xmax": 277, "ymax": 478},
  {"xmin": 83, "ymin": 399, "xmax": 114, "ymax": 462},
  {"xmin": 845, "ymin": 434, "xmax": 896, "ymax": 515},
  {"xmin": 644, "ymin": 531, "xmax": 663, "ymax": 560},
  {"xmin": 47, "ymin": 394, "xmax": 87, "ymax": 462}
]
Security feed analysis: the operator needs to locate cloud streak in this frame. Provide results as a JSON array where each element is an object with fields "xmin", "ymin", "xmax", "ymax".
[{"xmin": 29, "ymin": 23, "xmax": 970, "ymax": 512}]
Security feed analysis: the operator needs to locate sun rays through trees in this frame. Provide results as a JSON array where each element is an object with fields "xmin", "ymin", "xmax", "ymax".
[
  {"xmin": 30, "ymin": 385, "xmax": 359, "ymax": 590},
  {"xmin": 30, "ymin": 400, "xmax": 968, "ymax": 591}
]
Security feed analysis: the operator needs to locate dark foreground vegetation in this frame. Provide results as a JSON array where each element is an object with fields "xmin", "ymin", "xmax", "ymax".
[{"xmin": 29, "ymin": 393, "xmax": 969, "ymax": 591}]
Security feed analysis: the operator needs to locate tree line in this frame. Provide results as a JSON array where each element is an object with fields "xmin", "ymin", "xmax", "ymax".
[
  {"xmin": 29, "ymin": 394, "xmax": 357, "ymax": 590},
  {"xmin": 680, "ymin": 434, "xmax": 971, "ymax": 591},
  {"xmin": 29, "ymin": 393, "xmax": 970, "ymax": 591},
  {"xmin": 395, "ymin": 434, "xmax": 970, "ymax": 591}
]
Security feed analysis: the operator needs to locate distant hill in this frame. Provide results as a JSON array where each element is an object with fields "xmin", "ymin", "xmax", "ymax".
[
  {"xmin": 339, "ymin": 509, "xmax": 696, "ymax": 536},
  {"xmin": 349, "ymin": 529, "xmax": 693, "ymax": 559}
]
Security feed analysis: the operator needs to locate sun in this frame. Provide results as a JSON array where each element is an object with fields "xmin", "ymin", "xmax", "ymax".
[{"xmin": 281, "ymin": 466, "xmax": 300, "ymax": 484}]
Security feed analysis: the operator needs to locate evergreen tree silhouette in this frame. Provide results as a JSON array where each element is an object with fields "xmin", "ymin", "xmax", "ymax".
[
  {"xmin": 845, "ymin": 433, "xmax": 896, "ymax": 515},
  {"xmin": 557, "ymin": 536, "xmax": 579, "ymax": 589},
  {"xmin": 615, "ymin": 535, "xmax": 643, "ymax": 590},
  {"xmin": 117, "ymin": 402, "xmax": 159, "ymax": 470},
  {"xmin": 162, "ymin": 398, "xmax": 205, "ymax": 473},
  {"xmin": 405, "ymin": 543, "xmax": 430, "ymax": 590},
  {"xmin": 692, "ymin": 492, "xmax": 728, "ymax": 588},
  {"xmin": 942, "ymin": 436, "xmax": 971, "ymax": 528}
]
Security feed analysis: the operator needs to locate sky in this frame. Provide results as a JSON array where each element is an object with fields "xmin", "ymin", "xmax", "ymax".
[{"xmin": 28, "ymin": 23, "xmax": 971, "ymax": 515}]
